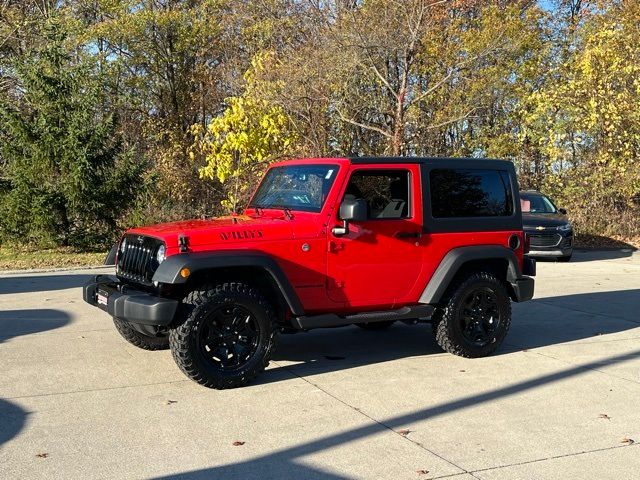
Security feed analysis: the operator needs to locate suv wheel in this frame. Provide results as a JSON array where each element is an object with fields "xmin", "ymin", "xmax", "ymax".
[
  {"xmin": 113, "ymin": 317, "xmax": 169, "ymax": 350},
  {"xmin": 169, "ymin": 282, "xmax": 277, "ymax": 389},
  {"xmin": 432, "ymin": 272, "xmax": 511, "ymax": 358}
]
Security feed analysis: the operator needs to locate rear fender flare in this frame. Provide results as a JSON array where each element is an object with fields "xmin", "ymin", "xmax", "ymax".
[{"xmin": 419, "ymin": 246, "xmax": 522, "ymax": 304}]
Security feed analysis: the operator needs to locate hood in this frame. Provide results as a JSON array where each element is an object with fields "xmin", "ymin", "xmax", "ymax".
[
  {"xmin": 128, "ymin": 215, "xmax": 294, "ymax": 248},
  {"xmin": 523, "ymin": 212, "xmax": 570, "ymax": 230}
]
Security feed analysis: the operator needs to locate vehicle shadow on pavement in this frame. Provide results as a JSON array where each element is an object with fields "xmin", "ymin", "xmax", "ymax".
[
  {"xmin": 0, "ymin": 309, "xmax": 72, "ymax": 344},
  {"xmin": 0, "ymin": 274, "xmax": 95, "ymax": 295},
  {"xmin": 261, "ymin": 289, "xmax": 640, "ymax": 382},
  {"xmin": 154, "ymin": 348, "xmax": 640, "ymax": 480},
  {"xmin": 0, "ymin": 399, "xmax": 28, "ymax": 449}
]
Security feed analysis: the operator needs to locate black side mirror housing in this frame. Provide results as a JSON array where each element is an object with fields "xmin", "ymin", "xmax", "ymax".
[
  {"xmin": 558, "ymin": 208, "xmax": 567, "ymax": 215},
  {"xmin": 339, "ymin": 198, "xmax": 368, "ymax": 222},
  {"xmin": 333, "ymin": 198, "xmax": 367, "ymax": 236}
]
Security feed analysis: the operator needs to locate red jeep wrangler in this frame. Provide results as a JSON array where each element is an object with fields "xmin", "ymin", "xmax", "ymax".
[{"xmin": 84, "ymin": 157, "xmax": 535, "ymax": 389}]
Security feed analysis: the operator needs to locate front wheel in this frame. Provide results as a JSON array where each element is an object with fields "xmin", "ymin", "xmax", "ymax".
[
  {"xmin": 113, "ymin": 317, "xmax": 169, "ymax": 350},
  {"xmin": 432, "ymin": 272, "xmax": 511, "ymax": 358},
  {"xmin": 169, "ymin": 282, "xmax": 277, "ymax": 389}
]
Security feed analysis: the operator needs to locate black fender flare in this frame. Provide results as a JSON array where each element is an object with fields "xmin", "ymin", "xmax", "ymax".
[
  {"xmin": 105, "ymin": 243, "xmax": 118, "ymax": 265},
  {"xmin": 152, "ymin": 250, "xmax": 304, "ymax": 316},
  {"xmin": 419, "ymin": 246, "xmax": 524, "ymax": 304}
]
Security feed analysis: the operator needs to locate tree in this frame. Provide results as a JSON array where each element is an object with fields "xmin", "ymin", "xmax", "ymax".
[
  {"xmin": 191, "ymin": 53, "xmax": 297, "ymax": 212},
  {"xmin": 526, "ymin": 1, "xmax": 640, "ymax": 237},
  {"xmin": 0, "ymin": 16, "xmax": 143, "ymax": 248}
]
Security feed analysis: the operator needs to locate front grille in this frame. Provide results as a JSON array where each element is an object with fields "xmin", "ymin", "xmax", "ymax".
[
  {"xmin": 529, "ymin": 233, "xmax": 562, "ymax": 248},
  {"xmin": 116, "ymin": 234, "xmax": 163, "ymax": 285}
]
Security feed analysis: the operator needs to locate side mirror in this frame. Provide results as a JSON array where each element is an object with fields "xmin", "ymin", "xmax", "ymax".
[
  {"xmin": 558, "ymin": 208, "xmax": 567, "ymax": 215},
  {"xmin": 339, "ymin": 198, "xmax": 368, "ymax": 222},
  {"xmin": 332, "ymin": 198, "xmax": 367, "ymax": 236}
]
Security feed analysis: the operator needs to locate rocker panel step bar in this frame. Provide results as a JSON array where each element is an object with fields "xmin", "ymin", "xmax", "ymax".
[{"xmin": 293, "ymin": 305, "xmax": 435, "ymax": 330}]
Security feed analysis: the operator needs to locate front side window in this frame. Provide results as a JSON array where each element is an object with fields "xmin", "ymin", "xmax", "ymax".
[
  {"xmin": 430, "ymin": 169, "xmax": 513, "ymax": 218},
  {"xmin": 250, "ymin": 165, "xmax": 338, "ymax": 213},
  {"xmin": 343, "ymin": 170, "xmax": 410, "ymax": 219}
]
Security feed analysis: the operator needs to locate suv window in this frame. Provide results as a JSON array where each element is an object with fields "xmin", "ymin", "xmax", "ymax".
[
  {"xmin": 344, "ymin": 170, "xmax": 410, "ymax": 219},
  {"xmin": 430, "ymin": 169, "xmax": 513, "ymax": 218}
]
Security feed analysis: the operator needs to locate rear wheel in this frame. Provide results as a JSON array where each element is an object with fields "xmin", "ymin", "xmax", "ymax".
[
  {"xmin": 432, "ymin": 272, "xmax": 511, "ymax": 358},
  {"xmin": 113, "ymin": 317, "xmax": 169, "ymax": 350},
  {"xmin": 169, "ymin": 282, "xmax": 277, "ymax": 389}
]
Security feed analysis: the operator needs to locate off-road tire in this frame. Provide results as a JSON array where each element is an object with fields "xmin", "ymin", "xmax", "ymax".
[
  {"xmin": 356, "ymin": 320, "xmax": 396, "ymax": 330},
  {"xmin": 432, "ymin": 272, "xmax": 511, "ymax": 358},
  {"xmin": 113, "ymin": 317, "xmax": 169, "ymax": 350},
  {"xmin": 169, "ymin": 282, "xmax": 277, "ymax": 389}
]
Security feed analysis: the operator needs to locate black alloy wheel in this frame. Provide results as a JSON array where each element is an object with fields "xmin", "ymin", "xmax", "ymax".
[
  {"xmin": 198, "ymin": 304, "xmax": 260, "ymax": 372},
  {"xmin": 169, "ymin": 282, "xmax": 278, "ymax": 389},
  {"xmin": 433, "ymin": 271, "xmax": 512, "ymax": 358},
  {"xmin": 458, "ymin": 288, "xmax": 500, "ymax": 347}
]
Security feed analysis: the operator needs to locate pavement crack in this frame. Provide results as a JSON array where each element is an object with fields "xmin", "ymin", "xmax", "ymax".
[
  {"xmin": 461, "ymin": 442, "xmax": 640, "ymax": 477},
  {"xmin": 272, "ymin": 360, "xmax": 471, "ymax": 477},
  {"xmin": 4, "ymin": 379, "xmax": 189, "ymax": 400}
]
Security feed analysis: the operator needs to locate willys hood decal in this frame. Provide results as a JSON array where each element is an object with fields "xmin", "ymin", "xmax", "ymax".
[{"xmin": 127, "ymin": 215, "xmax": 294, "ymax": 248}]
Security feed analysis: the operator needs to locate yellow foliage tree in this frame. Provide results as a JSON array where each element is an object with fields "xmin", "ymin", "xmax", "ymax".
[
  {"xmin": 524, "ymin": 2, "xmax": 640, "ymax": 237},
  {"xmin": 191, "ymin": 53, "xmax": 297, "ymax": 212}
]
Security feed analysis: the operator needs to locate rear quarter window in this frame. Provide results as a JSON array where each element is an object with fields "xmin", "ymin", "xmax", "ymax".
[{"xmin": 430, "ymin": 169, "xmax": 514, "ymax": 218}]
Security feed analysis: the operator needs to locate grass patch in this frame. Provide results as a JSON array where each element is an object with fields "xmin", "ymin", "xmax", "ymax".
[{"xmin": 0, "ymin": 246, "xmax": 107, "ymax": 271}]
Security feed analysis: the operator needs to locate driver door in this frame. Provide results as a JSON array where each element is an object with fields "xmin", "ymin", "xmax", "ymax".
[{"xmin": 326, "ymin": 165, "xmax": 424, "ymax": 308}]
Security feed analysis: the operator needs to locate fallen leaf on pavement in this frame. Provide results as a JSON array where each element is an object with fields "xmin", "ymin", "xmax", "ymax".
[
  {"xmin": 621, "ymin": 438, "xmax": 635, "ymax": 445},
  {"xmin": 598, "ymin": 414, "xmax": 611, "ymax": 420},
  {"xmin": 416, "ymin": 469, "xmax": 429, "ymax": 475},
  {"xmin": 165, "ymin": 400, "xmax": 178, "ymax": 405},
  {"xmin": 232, "ymin": 441, "xmax": 245, "ymax": 446},
  {"xmin": 36, "ymin": 453, "xmax": 49, "ymax": 458},
  {"xmin": 398, "ymin": 429, "xmax": 411, "ymax": 436}
]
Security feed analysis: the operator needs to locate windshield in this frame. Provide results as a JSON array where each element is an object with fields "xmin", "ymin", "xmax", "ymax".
[
  {"xmin": 521, "ymin": 194, "xmax": 557, "ymax": 214},
  {"xmin": 249, "ymin": 164, "xmax": 339, "ymax": 213}
]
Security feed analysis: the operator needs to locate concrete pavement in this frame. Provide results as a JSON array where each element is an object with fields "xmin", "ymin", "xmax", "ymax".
[{"xmin": 1, "ymin": 250, "xmax": 639, "ymax": 479}]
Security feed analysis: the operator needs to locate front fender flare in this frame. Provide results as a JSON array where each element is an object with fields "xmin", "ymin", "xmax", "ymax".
[{"xmin": 152, "ymin": 250, "xmax": 304, "ymax": 315}]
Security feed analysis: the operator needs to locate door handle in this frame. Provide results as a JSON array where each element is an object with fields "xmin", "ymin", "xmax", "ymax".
[{"xmin": 394, "ymin": 231, "xmax": 421, "ymax": 239}]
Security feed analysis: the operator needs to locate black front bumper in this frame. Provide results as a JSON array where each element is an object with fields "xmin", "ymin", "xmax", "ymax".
[{"xmin": 83, "ymin": 275, "xmax": 178, "ymax": 326}]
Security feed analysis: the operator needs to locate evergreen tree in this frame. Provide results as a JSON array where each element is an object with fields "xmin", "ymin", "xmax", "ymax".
[{"xmin": 0, "ymin": 17, "xmax": 143, "ymax": 248}]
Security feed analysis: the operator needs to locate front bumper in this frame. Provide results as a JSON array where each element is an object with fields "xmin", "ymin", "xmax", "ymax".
[
  {"xmin": 526, "ymin": 230, "xmax": 573, "ymax": 258},
  {"xmin": 83, "ymin": 275, "xmax": 178, "ymax": 326}
]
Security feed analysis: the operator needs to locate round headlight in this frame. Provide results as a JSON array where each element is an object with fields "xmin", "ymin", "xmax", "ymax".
[
  {"xmin": 120, "ymin": 238, "xmax": 127, "ymax": 252},
  {"xmin": 156, "ymin": 244, "xmax": 166, "ymax": 264}
]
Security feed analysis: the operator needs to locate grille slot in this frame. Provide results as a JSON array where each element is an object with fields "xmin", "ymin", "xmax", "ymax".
[
  {"xmin": 116, "ymin": 235, "xmax": 163, "ymax": 285},
  {"xmin": 529, "ymin": 233, "xmax": 562, "ymax": 248}
]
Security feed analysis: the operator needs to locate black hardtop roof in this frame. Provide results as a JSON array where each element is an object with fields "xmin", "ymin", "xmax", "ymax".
[{"xmin": 349, "ymin": 156, "xmax": 514, "ymax": 169}]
